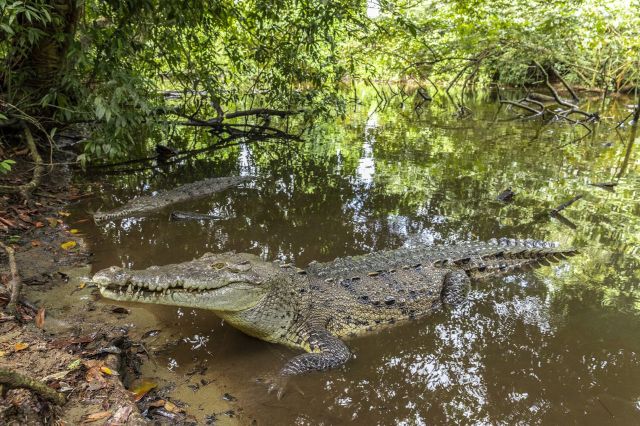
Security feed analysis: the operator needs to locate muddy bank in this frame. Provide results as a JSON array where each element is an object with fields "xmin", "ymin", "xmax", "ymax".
[{"xmin": 1, "ymin": 165, "xmax": 240, "ymax": 424}]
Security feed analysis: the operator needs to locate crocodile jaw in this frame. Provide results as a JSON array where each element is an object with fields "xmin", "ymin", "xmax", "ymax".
[{"xmin": 93, "ymin": 266, "xmax": 266, "ymax": 312}]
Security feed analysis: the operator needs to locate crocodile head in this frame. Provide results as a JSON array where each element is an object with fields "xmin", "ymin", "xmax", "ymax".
[{"xmin": 92, "ymin": 252, "xmax": 278, "ymax": 312}]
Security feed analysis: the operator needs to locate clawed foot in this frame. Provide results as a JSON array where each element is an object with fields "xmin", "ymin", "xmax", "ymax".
[{"xmin": 255, "ymin": 374, "xmax": 304, "ymax": 399}]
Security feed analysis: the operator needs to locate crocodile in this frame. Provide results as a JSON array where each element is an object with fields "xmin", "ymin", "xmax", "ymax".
[
  {"xmin": 93, "ymin": 176, "xmax": 252, "ymax": 222},
  {"xmin": 169, "ymin": 211, "xmax": 224, "ymax": 222},
  {"xmin": 92, "ymin": 238, "xmax": 576, "ymax": 375}
]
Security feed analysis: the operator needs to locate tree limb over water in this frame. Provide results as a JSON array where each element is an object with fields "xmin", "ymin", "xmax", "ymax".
[{"xmin": 498, "ymin": 62, "xmax": 599, "ymax": 135}]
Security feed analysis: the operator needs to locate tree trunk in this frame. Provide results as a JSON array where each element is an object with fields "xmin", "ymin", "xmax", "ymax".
[{"xmin": 3, "ymin": 1, "xmax": 81, "ymax": 100}]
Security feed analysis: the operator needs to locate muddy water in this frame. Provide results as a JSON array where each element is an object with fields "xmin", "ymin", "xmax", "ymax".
[{"xmin": 71, "ymin": 95, "xmax": 639, "ymax": 424}]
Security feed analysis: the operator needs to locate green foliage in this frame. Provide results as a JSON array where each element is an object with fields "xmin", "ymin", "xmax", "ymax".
[
  {"xmin": 1, "ymin": 0, "xmax": 371, "ymax": 160},
  {"xmin": 0, "ymin": 159, "xmax": 16, "ymax": 174},
  {"xmin": 1, "ymin": 0, "xmax": 638, "ymax": 162},
  {"xmin": 359, "ymin": 0, "xmax": 640, "ymax": 94}
]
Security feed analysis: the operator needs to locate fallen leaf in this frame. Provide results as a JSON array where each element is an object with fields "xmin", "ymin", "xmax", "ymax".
[
  {"xmin": 58, "ymin": 211, "xmax": 71, "ymax": 217},
  {"xmin": 14, "ymin": 342, "xmax": 29, "ymax": 351},
  {"xmin": 100, "ymin": 366, "xmax": 118, "ymax": 376},
  {"xmin": 34, "ymin": 221, "xmax": 44, "ymax": 228},
  {"xmin": 105, "ymin": 406, "xmax": 133, "ymax": 426},
  {"xmin": 131, "ymin": 380, "xmax": 157, "ymax": 401},
  {"xmin": 0, "ymin": 350, "xmax": 6, "ymax": 357},
  {"xmin": 78, "ymin": 282, "xmax": 86, "ymax": 289},
  {"xmin": 18, "ymin": 213, "xmax": 32, "ymax": 223},
  {"xmin": 164, "ymin": 400, "xmax": 183, "ymax": 413},
  {"xmin": 69, "ymin": 228, "xmax": 80, "ymax": 234},
  {"xmin": 82, "ymin": 411, "xmax": 111, "ymax": 423},
  {"xmin": 42, "ymin": 370, "xmax": 70, "ymax": 382},
  {"xmin": 35, "ymin": 307, "xmax": 46, "ymax": 328},
  {"xmin": 67, "ymin": 359, "xmax": 82, "ymax": 370},
  {"xmin": 86, "ymin": 365, "xmax": 107, "ymax": 384},
  {"xmin": 31, "ymin": 240, "xmax": 41, "ymax": 247},
  {"xmin": 46, "ymin": 217, "xmax": 58, "ymax": 227},
  {"xmin": 148, "ymin": 399, "xmax": 166, "ymax": 407},
  {"xmin": 60, "ymin": 241, "xmax": 77, "ymax": 250}
]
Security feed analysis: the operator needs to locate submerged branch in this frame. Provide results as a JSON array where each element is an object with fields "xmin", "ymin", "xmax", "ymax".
[
  {"xmin": 550, "ymin": 194, "xmax": 584, "ymax": 215},
  {"xmin": 500, "ymin": 100, "xmax": 542, "ymax": 116},
  {"xmin": 533, "ymin": 61, "xmax": 597, "ymax": 121}
]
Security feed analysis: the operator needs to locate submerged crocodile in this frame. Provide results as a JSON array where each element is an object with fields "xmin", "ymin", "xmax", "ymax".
[
  {"xmin": 93, "ymin": 176, "xmax": 251, "ymax": 222},
  {"xmin": 93, "ymin": 239, "xmax": 576, "ymax": 375},
  {"xmin": 169, "ymin": 211, "xmax": 224, "ymax": 222}
]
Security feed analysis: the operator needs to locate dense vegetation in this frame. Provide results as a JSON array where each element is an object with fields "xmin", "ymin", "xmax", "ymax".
[{"xmin": 0, "ymin": 0, "xmax": 638, "ymax": 176}]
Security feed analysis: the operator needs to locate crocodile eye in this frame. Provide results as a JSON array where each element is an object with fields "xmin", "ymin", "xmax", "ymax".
[{"xmin": 211, "ymin": 262, "xmax": 226, "ymax": 270}]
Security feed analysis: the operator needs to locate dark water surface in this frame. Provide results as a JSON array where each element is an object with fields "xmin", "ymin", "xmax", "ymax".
[{"xmin": 74, "ymin": 95, "xmax": 639, "ymax": 424}]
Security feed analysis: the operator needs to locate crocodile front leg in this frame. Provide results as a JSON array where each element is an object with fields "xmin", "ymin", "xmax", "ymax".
[
  {"xmin": 281, "ymin": 328, "xmax": 351, "ymax": 375},
  {"xmin": 440, "ymin": 269, "xmax": 471, "ymax": 308}
]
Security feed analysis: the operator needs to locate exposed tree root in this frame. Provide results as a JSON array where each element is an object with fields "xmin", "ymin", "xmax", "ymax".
[
  {"xmin": 0, "ymin": 126, "xmax": 43, "ymax": 197},
  {"xmin": 0, "ymin": 368, "xmax": 66, "ymax": 405},
  {"xmin": 0, "ymin": 241, "xmax": 20, "ymax": 316}
]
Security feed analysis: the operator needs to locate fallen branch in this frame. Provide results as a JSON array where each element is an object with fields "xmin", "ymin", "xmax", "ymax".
[
  {"xmin": 0, "ymin": 241, "xmax": 20, "ymax": 315},
  {"xmin": 176, "ymin": 107, "xmax": 301, "ymax": 127},
  {"xmin": 533, "ymin": 61, "xmax": 596, "ymax": 121},
  {"xmin": 551, "ymin": 68, "xmax": 580, "ymax": 103},
  {"xmin": 500, "ymin": 100, "xmax": 542, "ymax": 116},
  {"xmin": 0, "ymin": 368, "xmax": 66, "ymax": 405},
  {"xmin": 225, "ymin": 108, "xmax": 301, "ymax": 120},
  {"xmin": 534, "ymin": 61, "xmax": 577, "ymax": 108}
]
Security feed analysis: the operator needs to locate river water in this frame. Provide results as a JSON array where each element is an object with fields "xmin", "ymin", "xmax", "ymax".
[{"xmin": 74, "ymin": 93, "xmax": 639, "ymax": 424}]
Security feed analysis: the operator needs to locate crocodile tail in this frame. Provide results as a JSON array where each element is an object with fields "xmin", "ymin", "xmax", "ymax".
[
  {"xmin": 307, "ymin": 238, "xmax": 576, "ymax": 279},
  {"xmin": 450, "ymin": 241, "xmax": 579, "ymax": 280}
]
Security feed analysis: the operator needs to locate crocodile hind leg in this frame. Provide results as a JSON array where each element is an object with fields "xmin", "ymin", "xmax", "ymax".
[
  {"xmin": 281, "ymin": 328, "xmax": 351, "ymax": 375},
  {"xmin": 440, "ymin": 269, "xmax": 471, "ymax": 308}
]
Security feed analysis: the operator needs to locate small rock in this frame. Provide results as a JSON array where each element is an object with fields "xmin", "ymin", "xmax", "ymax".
[
  {"xmin": 496, "ymin": 188, "xmax": 515, "ymax": 203},
  {"xmin": 222, "ymin": 392, "xmax": 237, "ymax": 401}
]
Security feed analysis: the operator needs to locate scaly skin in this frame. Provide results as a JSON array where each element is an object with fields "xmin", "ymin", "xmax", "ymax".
[
  {"xmin": 93, "ymin": 238, "xmax": 577, "ymax": 375},
  {"xmin": 93, "ymin": 176, "xmax": 252, "ymax": 222}
]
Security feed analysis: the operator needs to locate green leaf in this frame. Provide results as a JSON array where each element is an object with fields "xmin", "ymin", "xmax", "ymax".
[
  {"xmin": 0, "ymin": 23, "xmax": 14, "ymax": 35},
  {"xmin": 96, "ymin": 104, "xmax": 105, "ymax": 120}
]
